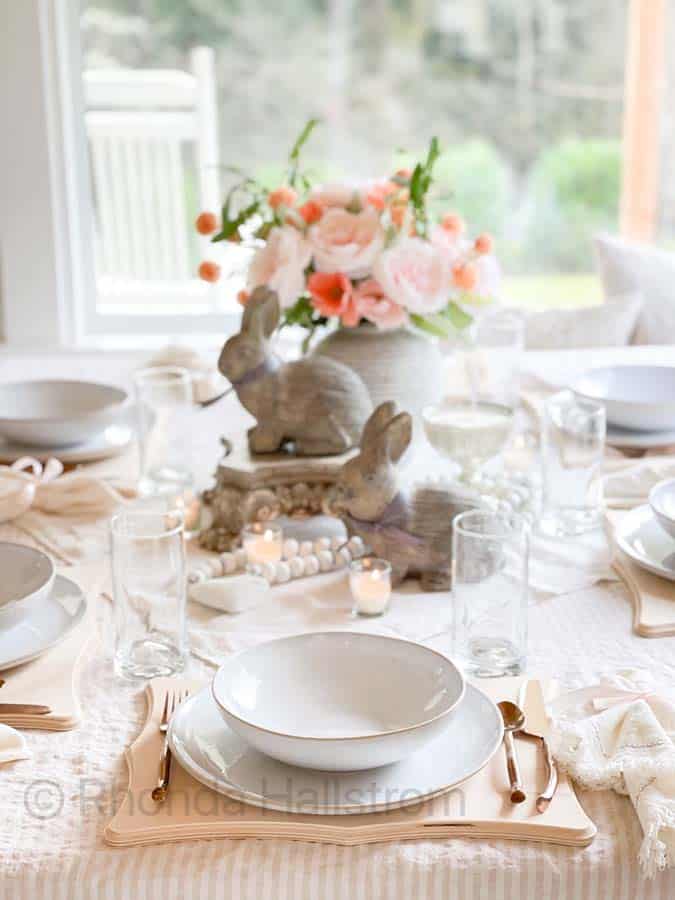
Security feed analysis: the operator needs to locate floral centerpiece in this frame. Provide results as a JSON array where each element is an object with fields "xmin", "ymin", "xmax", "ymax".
[{"xmin": 196, "ymin": 121, "xmax": 501, "ymax": 353}]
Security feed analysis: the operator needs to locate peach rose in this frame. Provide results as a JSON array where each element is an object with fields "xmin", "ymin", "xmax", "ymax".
[
  {"xmin": 247, "ymin": 226, "xmax": 312, "ymax": 308},
  {"xmin": 354, "ymin": 279, "xmax": 408, "ymax": 330},
  {"xmin": 365, "ymin": 180, "xmax": 398, "ymax": 211},
  {"xmin": 308, "ymin": 184, "xmax": 364, "ymax": 210},
  {"xmin": 309, "ymin": 207, "xmax": 384, "ymax": 279},
  {"xmin": 373, "ymin": 237, "xmax": 450, "ymax": 314}
]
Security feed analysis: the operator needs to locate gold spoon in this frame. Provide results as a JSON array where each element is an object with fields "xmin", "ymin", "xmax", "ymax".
[{"xmin": 498, "ymin": 700, "xmax": 526, "ymax": 804}]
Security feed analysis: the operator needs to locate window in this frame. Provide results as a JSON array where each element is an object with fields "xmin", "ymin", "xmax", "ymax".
[{"xmin": 0, "ymin": 0, "xmax": 670, "ymax": 346}]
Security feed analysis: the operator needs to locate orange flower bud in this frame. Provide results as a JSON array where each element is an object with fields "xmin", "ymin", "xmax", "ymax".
[
  {"xmin": 452, "ymin": 262, "xmax": 478, "ymax": 292},
  {"xmin": 195, "ymin": 211, "xmax": 218, "ymax": 235},
  {"xmin": 441, "ymin": 213, "xmax": 465, "ymax": 235},
  {"xmin": 198, "ymin": 261, "xmax": 221, "ymax": 283},
  {"xmin": 298, "ymin": 200, "xmax": 323, "ymax": 225},
  {"xmin": 395, "ymin": 168, "xmax": 413, "ymax": 180},
  {"xmin": 237, "ymin": 289, "xmax": 250, "ymax": 306},
  {"xmin": 474, "ymin": 233, "xmax": 493, "ymax": 255},
  {"xmin": 268, "ymin": 186, "xmax": 298, "ymax": 209}
]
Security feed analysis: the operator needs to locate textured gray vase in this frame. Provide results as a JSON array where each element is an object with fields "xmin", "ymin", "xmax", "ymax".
[{"xmin": 312, "ymin": 325, "xmax": 444, "ymax": 418}]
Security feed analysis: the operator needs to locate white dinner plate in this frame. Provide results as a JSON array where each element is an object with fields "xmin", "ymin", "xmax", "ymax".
[
  {"xmin": 0, "ymin": 424, "xmax": 133, "ymax": 465},
  {"xmin": 169, "ymin": 682, "xmax": 503, "ymax": 815},
  {"xmin": 614, "ymin": 505, "xmax": 675, "ymax": 582},
  {"xmin": 573, "ymin": 365, "xmax": 675, "ymax": 431},
  {"xmin": 0, "ymin": 574, "xmax": 87, "ymax": 670},
  {"xmin": 607, "ymin": 424, "xmax": 675, "ymax": 450}
]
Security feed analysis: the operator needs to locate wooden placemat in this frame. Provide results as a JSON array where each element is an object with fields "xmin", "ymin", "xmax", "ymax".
[
  {"xmin": 105, "ymin": 676, "xmax": 596, "ymax": 848},
  {"xmin": 605, "ymin": 510, "xmax": 675, "ymax": 637}
]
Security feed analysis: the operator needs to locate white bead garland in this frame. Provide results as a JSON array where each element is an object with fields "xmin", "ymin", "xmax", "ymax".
[{"xmin": 187, "ymin": 532, "xmax": 367, "ymax": 588}]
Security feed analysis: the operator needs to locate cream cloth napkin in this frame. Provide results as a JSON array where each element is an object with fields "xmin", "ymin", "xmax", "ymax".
[
  {"xmin": 551, "ymin": 669, "xmax": 675, "ymax": 878},
  {"xmin": 1, "ymin": 455, "xmax": 137, "ymax": 563},
  {"xmin": 598, "ymin": 458, "xmax": 675, "ymax": 509},
  {"xmin": 0, "ymin": 723, "xmax": 30, "ymax": 764}
]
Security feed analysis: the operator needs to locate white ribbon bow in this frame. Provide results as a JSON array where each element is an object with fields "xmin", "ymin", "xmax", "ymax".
[{"xmin": 0, "ymin": 457, "xmax": 134, "ymax": 523}]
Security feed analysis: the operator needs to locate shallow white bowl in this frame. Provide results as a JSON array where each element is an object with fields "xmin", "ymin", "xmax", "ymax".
[
  {"xmin": 0, "ymin": 380, "xmax": 129, "ymax": 447},
  {"xmin": 649, "ymin": 479, "xmax": 675, "ymax": 539},
  {"xmin": 211, "ymin": 632, "xmax": 465, "ymax": 772},
  {"xmin": 573, "ymin": 365, "xmax": 675, "ymax": 431},
  {"xmin": 0, "ymin": 543, "xmax": 55, "ymax": 622}
]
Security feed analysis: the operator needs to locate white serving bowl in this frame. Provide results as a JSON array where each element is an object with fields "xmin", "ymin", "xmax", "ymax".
[
  {"xmin": 573, "ymin": 365, "xmax": 675, "ymax": 431},
  {"xmin": 0, "ymin": 543, "xmax": 55, "ymax": 623},
  {"xmin": 211, "ymin": 632, "xmax": 465, "ymax": 771},
  {"xmin": 649, "ymin": 478, "xmax": 675, "ymax": 539},
  {"xmin": 0, "ymin": 380, "xmax": 129, "ymax": 446}
]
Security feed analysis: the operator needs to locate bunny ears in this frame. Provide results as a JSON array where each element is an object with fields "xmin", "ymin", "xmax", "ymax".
[
  {"xmin": 241, "ymin": 286, "xmax": 280, "ymax": 338},
  {"xmin": 360, "ymin": 401, "xmax": 412, "ymax": 467}
]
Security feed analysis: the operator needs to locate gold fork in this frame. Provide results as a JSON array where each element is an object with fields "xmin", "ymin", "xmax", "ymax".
[{"xmin": 152, "ymin": 688, "xmax": 189, "ymax": 803}]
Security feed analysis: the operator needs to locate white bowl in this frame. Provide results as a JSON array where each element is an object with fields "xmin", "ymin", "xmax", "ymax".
[
  {"xmin": 211, "ymin": 632, "xmax": 465, "ymax": 771},
  {"xmin": 0, "ymin": 380, "xmax": 129, "ymax": 447},
  {"xmin": 0, "ymin": 543, "xmax": 55, "ymax": 622},
  {"xmin": 649, "ymin": 479, "xmax": 675, "ymax": 539},
  {"xmin": 573, "ymin": 365, "xmax": 675, "ymax": 431}
]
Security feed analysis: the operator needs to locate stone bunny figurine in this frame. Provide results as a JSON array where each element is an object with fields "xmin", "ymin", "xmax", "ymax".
[
  {"xmin": 334, "ymin": 402, "xmax": 478, "ymax": 589},
  {"xmin": 218, "ymin": 287, "xmax": 373, "ymax": 455}
]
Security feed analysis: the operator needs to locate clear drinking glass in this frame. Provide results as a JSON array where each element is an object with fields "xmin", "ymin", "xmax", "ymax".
[
  {"xmin": 539, "ymin": 390, "xmax": 606, "ymax": 537},
  {"xmin": 452, "ymin": 509, "xmax": 529, "ymax": 677},
  {"xmin": 133, "ymin": 366, "xmax": 194, "ymax": 498},
  {"xmin": 110, "ymin": 508, "xmax": 187, "ymax": 679},
  {"xmin": 465, "ymin": 311, "xmax": 525, "ymax": 408}
]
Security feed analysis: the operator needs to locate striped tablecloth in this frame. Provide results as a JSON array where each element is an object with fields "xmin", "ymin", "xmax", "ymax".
[{"xmin": 1, "ymin": 348, "xmax": 675, "ymax": 899}]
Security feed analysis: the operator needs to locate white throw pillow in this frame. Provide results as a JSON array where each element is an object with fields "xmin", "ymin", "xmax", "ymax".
[
  {"xmin": 595, "ymin": 233, "xmax": 675, "ymax": 344},
  {"xmin": 517, "ymin": 291, "xmax": 642, "ymax": 350}
]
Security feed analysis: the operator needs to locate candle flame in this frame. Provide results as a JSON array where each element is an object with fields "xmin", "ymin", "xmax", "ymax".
[
  {"xmin": 263, "ymin": 529, "xmax": 274, "ymax": 542},
  {"xmin": 371, "ymin": 569, "xmax": 381, "ymax": 581}
]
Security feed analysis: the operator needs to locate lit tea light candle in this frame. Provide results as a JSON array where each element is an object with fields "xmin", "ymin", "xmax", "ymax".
[
  {"xmin": 350, "ymin": 558, "xmax": 392, "ymax": 617},
  {"xmin": 242, "ymin": 522, "xmax": 283, "ymax": 564}
]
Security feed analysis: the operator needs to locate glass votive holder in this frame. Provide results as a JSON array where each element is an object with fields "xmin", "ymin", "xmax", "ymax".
[
  {"xmin": 242, "ymin": 522, "xmax": 283, "ymax": 564},
  {"xmin": 350, "ymin": 558, "xmax": 392, "ymax": 617}
]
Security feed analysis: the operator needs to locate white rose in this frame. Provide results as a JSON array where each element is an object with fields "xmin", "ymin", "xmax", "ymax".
[{"xmin": 247, "ymin": 226, "xmax": 312, "ymax": 308}]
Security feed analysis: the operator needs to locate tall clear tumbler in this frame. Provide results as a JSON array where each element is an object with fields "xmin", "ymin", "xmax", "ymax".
[
  {"xmin": 110, "ymin": 508, "xmax": 187, "ymax": 679},
  {"xmin": 539, "ymin": 390, "xmax": 606, "ymax": 537},
  {"xmin": 133, "ymin": 366, "xmax": 194, "ymax": 498},
  {"xmin": 452, "ymin": 510, "xmax": 529, "ymax": 677}
]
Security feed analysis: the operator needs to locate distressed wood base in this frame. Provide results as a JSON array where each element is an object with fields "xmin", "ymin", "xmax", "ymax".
[{"xmin": 198, "ymin": 435, "xmax": 354, "ymax": 552}]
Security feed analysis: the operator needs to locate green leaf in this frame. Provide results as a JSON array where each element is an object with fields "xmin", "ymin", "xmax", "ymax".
[
  {"xmin": 442, "ymin": 301, "xmax": 473, "ymax": 330},
  {"xmin": 409, "ymin": 313, "xmax": 452, "ymax": 339},
  {"xmin": 212, "ymin": 199, "xmax": 260, "ymax": 242},
  {"xmin": 287, "ymin": 118, "xmax": 320, "ymax": 188}
]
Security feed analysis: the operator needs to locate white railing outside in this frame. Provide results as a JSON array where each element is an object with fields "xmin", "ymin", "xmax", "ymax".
[{"xmin": 84, "ymin": 47, "xmax": 220, "ymax": 300}]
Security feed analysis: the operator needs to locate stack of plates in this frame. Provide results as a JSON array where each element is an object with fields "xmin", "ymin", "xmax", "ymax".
[
  {"xmin": 573, "ymin": 365, "xmax": 675, "ymax": 449},
  {"xmin": 0, "ymin": 544, "xmax": 87, "ymax": 672},
  {"xmin": 615, "ymin": 479, "xmax": 675, "ymax": 583},
  {"xmin": 0, "ymin": 379, "xmax": 133, "ymax": 463},
  {"xmin": 169, "ymin": 632, "xmax": 504, "ymax": 815}
]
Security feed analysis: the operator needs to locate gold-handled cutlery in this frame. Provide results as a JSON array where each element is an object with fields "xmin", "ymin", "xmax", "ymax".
[
  {"xmin": 497, "ymin": 701, "xmax": 526, "ymax": 803},
  {"xmin": 0, "ymin": 703, "xmax": 51, "ymax": 715},
  {"xmin": 518, "ymin": 679, "xmax": 559, "ymax": 813},
  {"xmin": 152, "ymin": 688, "xmax": 189, "ymax": 803}
]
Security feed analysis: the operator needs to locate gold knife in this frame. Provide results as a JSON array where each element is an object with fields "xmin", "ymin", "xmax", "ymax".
[
  {"xmin": 518, "ymin": 680, "xmax": 558, "ymax": 813},
  {"xmin": 0, "ymin": 703, "xmax": 51, "ymax": 715}
]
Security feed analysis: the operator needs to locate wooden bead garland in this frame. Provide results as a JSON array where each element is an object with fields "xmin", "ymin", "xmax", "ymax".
[{"xmin": 187, "ymin": 534, "xmax": 367, "ymax": 587}]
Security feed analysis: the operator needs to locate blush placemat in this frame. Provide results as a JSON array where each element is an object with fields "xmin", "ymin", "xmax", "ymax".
[
  {"xmin": 605, "ymin": 510, "xmax": 675, "ymax": 637},
  {"xmin": 0, "ymin": 563, "xmax": 103, "ymax": 730},
  {"xmin": 105, "ymin": 676, "xmax": 596, "ymax": 849}
]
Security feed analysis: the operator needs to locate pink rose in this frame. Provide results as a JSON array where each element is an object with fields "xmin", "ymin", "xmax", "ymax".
[
  {"xmin": 373, "ymin": 237, "xmax": 450, "ymax": 314},
  {"xmin": 354, "ymin": 280, "xmax": 408, "ymax": 330},
  {"xmin": 247, "ymin": 226, "xmax": 312, "ymax": 308},
  {"xmin": 309, "ymin": 207, "xmax": 384, "ymax": 279},
  {"xmin": 308, "ymin": 184, "xmax": 364, "ymax": 209}
]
